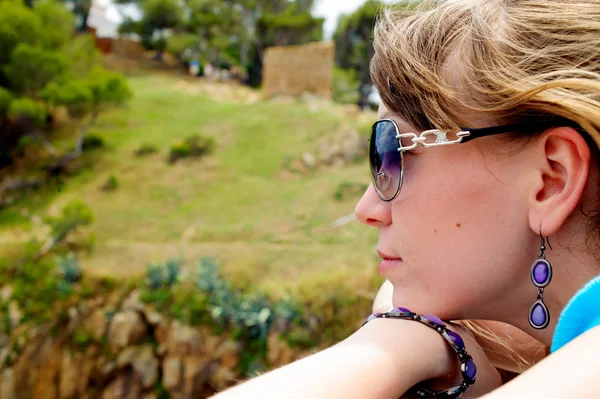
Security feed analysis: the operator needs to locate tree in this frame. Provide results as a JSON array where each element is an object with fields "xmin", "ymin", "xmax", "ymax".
[
  {"xmin": 333, "ymin": 0, "xmax": 385, "ymax": 90},
  {"xmin": 40, "ymin": 67, "xmax": 132, "ymax": 174},
  {"xmin": 0, "ymin": 0, "xmax": 130, "ymax": 168},
  {"xmin": 4, "ymin": 44, "xmax": 68, "ymax": 96}
]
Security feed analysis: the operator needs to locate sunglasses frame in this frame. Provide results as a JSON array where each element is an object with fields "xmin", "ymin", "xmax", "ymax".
[{"xmin": 370, "ymin": 119, "xmax": 568, "ymax": 202}]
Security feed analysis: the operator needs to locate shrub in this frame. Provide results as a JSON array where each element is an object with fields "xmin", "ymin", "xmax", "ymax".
[
  {"xmin": 165, "ymin": 258, "xmax": 182, "ymax": 286},
  {"xmin": 101, "ymin": 175, "xmax": 119, "ymax": 192},
  {"xmin": 45, "ymin": 200, "xmax": 94, "ymax": 243},
  {"xmin": 57, "ymin": 252, "xmax": 83, "ymax": 284},
  {"xmin": 134, "ymin": 143, "xmax": 158, "ymax": 157},
  {"xmin": 8, "ymin": 97, "xmax": 47, "ymax": 127},
  {"xmin": 40, "ymin": 80, "xmax": 92, "ymax": 119},
  {"xmin": 4, "ymin": 43, "xmax": 68, "ymax": 96},
  {"xmin": 82, "ymin": 134, "xmax": 105, "ymax": 151},
  {"xmin": 0, "ymin": 87, "xmax": 13, "ymax": 118},
  {"xmin": 146, "ymin": 263, "xmax": 164, "ymax": 289},
  {"xmin": 332, "ymin": 68, "xmax": 360, "ymax": 105},
  {"xmin": 0, "ymin": 1, "xmax": 44, "ymax": 64},
  {"xmin": 169, "ymin": 134, "xmax": 216, "ymax": 163},
  {"xmin": 87, "ymin": 67, "xmax": 133, "ymax": 114}
]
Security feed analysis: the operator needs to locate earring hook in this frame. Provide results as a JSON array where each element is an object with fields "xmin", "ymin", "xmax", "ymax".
[{"xmin": 539, "ymin": 229, "xmax": 553, "ymax": 251}]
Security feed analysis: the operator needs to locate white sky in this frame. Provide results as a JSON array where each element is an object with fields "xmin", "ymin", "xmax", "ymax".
[
  {"xmin": 94, "ymin": 0, "xmax": 378, "ymax": 40},
  {"xmin": 314, "ymin": 0, "xmax": 374, "ymax": 39}
]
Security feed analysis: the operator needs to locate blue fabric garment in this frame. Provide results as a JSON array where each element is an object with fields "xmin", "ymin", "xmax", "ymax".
[{"xmin": 551, "ymin": 274, "xmax": 600, "ymax": 353}]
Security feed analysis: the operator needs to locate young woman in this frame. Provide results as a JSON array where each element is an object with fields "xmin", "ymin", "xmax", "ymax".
[{"xmin": 213, "ymin": 0, "xmax": 600, "ymax": 397}]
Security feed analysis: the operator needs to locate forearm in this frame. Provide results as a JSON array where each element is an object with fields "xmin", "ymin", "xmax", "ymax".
[
  {"xmin": 212, "ymin": 319, "xmax": 451, "ymax": 399},
  {"xmin": 481, "ymin": 326, "xmax": 600, "ymax": 399}
]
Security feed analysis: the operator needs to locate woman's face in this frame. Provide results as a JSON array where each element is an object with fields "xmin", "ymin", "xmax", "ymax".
[{"xmin": 355, "ymin": 104, "xmax": 538, "ymax": 320}]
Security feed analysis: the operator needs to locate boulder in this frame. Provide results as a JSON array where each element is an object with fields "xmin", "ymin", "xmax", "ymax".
[
  {"xmin": 108, "ymin": 311, "xmax": 148, "ymax": 350},
  {"xmin": 162, "ymin": 357, "xmax": 183, "ymax": 391},
  {"xmin": 8, "ymin": 302, "xmax": 22, "ymax": 330},
  {"xmin": 83, "ymin": 309, "xmax": 108, "ymax": 342},
  {"xmin": 160, "ymin": 321, "xmax": 203, "ymax": 357},
  {"xmin": 116, "ymin": 345, "xmax": 159, "ymax": 389}
]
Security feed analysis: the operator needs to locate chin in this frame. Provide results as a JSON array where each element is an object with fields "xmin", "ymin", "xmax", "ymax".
[{"xmin": 392, "ymin": 287, "xmax": 462, "ymax": 320}]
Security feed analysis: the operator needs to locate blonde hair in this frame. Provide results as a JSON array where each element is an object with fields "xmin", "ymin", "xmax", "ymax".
[
  {"xmin": 371, "ymin": 0, "xmax": 600, "ymax": 370},
  {"xmin": 371, "ymin": 0, "xmax": 600, "ymax": 142}
]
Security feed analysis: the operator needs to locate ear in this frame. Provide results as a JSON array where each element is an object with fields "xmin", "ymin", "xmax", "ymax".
[{"xmin": 528, "ymin": 127, "xmax": 591, "ymax": 236}]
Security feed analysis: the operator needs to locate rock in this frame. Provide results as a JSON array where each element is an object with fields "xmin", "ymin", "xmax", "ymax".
[
  {"xmin": 117, "ymin": 346, "xmax": 159, "ymax": 389},
  {"xmin": 162, "ymin": 357, "xmax": 183, "ymax": 391},
  {"xmin": 160, "ymin": 321, "xmax": 203, "ymax": 356},
  {"xmin": 0, "ymin": 285, "xmax": 12, "ymax": 301},
  {"xmin": 83, "ymin": 309, "xmax": 108, "ymax": 342},
  {"xmin": 108, "ymin": 310, "xmax": 148, "ymax": 350},
  {"xmin": 182, "ymin": 356, "xmax": 216, "ymax": 398},
  {"xmin": 121, "ymin": 290, "xmax": 143, "ymax": 312},
  {"xmin": 341, "ymin": 130, "xmax": 365, "ymax": 163},
  {"xmin": 100, "ymin": 370, "xmax": 142, "ymax": 399},
  {"xmin": 144, "ymin": 308, "xmax": 165, "ymax": 329},
  {"xmin": 59, "ymin": 351, "xmax": 78, "ymax": 399},
  {"xmin": 301, "ymin": 152, "xmax": 316, "ymax": 170},
  {"xmin": 1, "ymin": 369, "xmax": 15, "ymax": 399},
  {"xmin": 267, "ymin": 333, "xmax": 295, "ymax": 368},
  {"xmin": 319, "ymin": 143, "xmax": 341, "ymax": 166},
  {"xmin": 67, "ymin": 306, "xmax": 78, "ymax": 321},
  {"xmin": 214, "ymin": 340, "xmax": 240, "ymax": 370},
  {"xmin": 8, "ymin": 302, "xmax": 22, "ymax": 330},
  {"xmin": 208, "ymin": 366, "xmax": 237, "ymax": 391}
]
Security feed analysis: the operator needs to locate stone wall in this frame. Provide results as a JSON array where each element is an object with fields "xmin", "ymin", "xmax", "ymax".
[
  {"xmin": 262, "ymin": 41, "xmax": 334, "ymax": 99},
  {"xmin": 0, "ymin": 290, "xmax": 305, "ymax": 399}
]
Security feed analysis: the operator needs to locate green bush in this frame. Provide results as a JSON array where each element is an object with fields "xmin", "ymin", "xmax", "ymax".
[
  {"xmin": 33, "ymin": 0, "xmax": 75, "ymax": 51},
  {"xmin": 88, "ymin": 67, "xmax": 133, "ymax": 112},
  {"xmin": 57, "ymin": 252, "xmax": 83, "ymax": 284},
  {"xmin": 82, "ymin": 134, "xmax": 105, "ymax": 151},
  {"xmin": 169, "ymin": 134, "xmax": 216, "ymax": 163},
  {"xmin": 101, "ymin": 175, "xmax": 119, "ymax": 192},
  {"xmin": 0, "ymin": 1, "xmax": 44, "ymax": 64},
  {"xmin": 44, "ymin": 200, "xmax": 94, "ymax": 243},
  {"xmin": 332, "ymin": 68, "xmax": 360, "ymax": 105},
  {"xmin": 4, "ymin": 43, "xmax": 68, "ymax": 96},
  {"xmin": 41, "ymin": 80, "xmax": 92, "ymax": 119},
  {"xmin": 8, "ymin": 97, "xmax": 47, "ymax": 127},
  {"xmin": 134, "ymin": 143, "xmax": 159, "ymax": 157},
  {"xmin": 0, "ymin": 87, "xmax": 13, "ymax": 118}
]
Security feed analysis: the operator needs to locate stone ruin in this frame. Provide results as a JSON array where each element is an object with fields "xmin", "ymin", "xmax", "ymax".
[{"xmin": 262, "ymin": 41, "xmax": 335, "ymax": 99}]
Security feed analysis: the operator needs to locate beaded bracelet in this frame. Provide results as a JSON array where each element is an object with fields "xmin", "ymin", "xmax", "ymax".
[{"xmin": 363, "ymin": 308, "xmax": 477, "ymax": 398}]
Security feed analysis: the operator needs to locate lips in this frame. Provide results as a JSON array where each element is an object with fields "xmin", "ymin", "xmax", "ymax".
[
  {"xmin": 377, "ymin": 249, "xmax": 402, "ymax": 261},
  {"xmin": 377, "ymin": 249, "xmax": 403, "ymax": 274}
]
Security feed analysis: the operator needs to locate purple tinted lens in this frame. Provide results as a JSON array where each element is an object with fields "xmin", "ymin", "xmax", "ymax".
[{"xmin": 370, "ymin": 120, "xmax": 402, "ymax": 200}]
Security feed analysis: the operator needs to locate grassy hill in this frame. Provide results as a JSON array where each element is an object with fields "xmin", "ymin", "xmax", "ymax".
[{"xmin": 0, "ymin": 73, "xmax": 382, "ymax": 303}]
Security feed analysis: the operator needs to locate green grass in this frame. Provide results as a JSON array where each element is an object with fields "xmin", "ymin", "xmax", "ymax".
[{"xmin": 0, "ymin": 74, "xmax": 382, "ymax": 302}]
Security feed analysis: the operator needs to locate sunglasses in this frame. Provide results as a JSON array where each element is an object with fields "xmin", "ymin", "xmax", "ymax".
[{"xmin": 369, "ymin": 119, "xmax": 561, "ymax": 201}]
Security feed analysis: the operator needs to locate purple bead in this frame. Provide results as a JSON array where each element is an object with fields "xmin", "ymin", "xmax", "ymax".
[
  {"xmin": 532, "ymin": 261, "xmax": 550, "ymax": 285},
  {"xmin": 464, "ymin": 358, "xmax": 477, "ymax": 380},
  {"xmin": 423, "ymin": 314, "xmax": 445, "ymax": 326},
  {"xmin": 530, "ymin": 303, "xmax": 548, "ymax": 327},
  {"xmin": 447, "ymin": 330, "xmax": 465, "ymax": 348},
  {"xmin": 366, "ymin": 312, "xmax": 382, "ymax": 323},
  {"xmin": 395, "ymin": 307, "xmax": 411, "ymax": 313}
]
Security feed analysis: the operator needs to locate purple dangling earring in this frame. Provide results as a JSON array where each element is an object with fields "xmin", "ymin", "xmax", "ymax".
[{"xmin": 529, "ymin": 232, "xmax": 553, "ymax": 329}]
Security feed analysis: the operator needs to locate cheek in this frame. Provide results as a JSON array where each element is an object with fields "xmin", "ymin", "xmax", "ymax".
[{"xmin": 388, "ymin": 150, "xmax": 529, "ymax": 313}]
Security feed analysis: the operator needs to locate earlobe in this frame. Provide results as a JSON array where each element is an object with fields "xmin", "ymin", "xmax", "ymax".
[{"xmin": 528, "ymin": 127, "xmax": 591, "ymax": 236}]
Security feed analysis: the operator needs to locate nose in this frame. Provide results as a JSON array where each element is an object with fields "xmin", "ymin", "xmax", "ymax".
[{"xmin": 354, "ymin": 183, "xmax": 392, "ymax": 228}]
